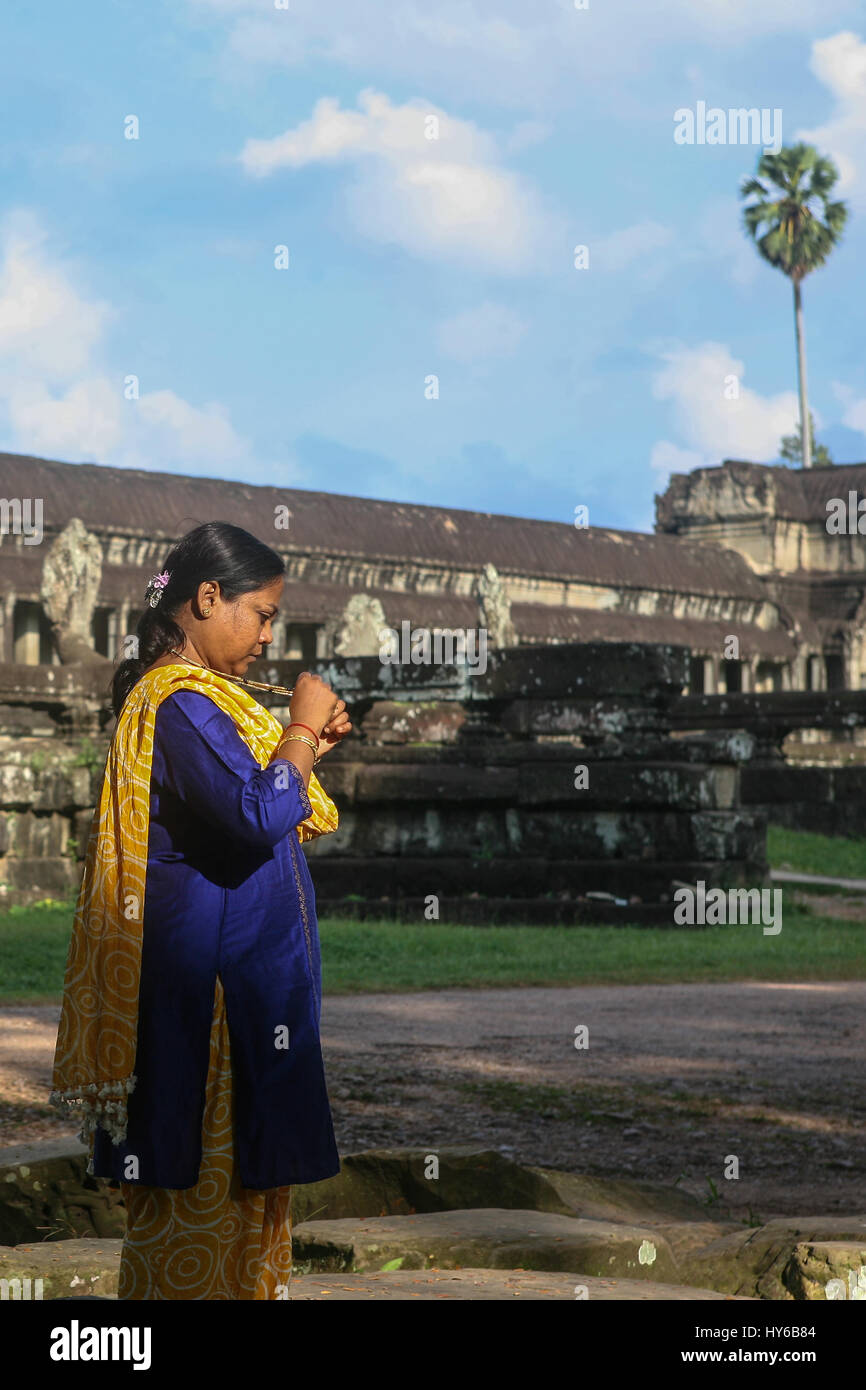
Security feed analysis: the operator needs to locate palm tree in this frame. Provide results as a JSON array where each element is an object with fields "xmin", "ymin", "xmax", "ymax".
[{"xmin": 740, "ymin": 143, "xmax": 847, "ymax": 468}]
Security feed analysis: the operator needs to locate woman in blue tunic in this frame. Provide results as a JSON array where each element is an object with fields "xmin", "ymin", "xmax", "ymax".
[{"xmin": 53, "ymin": 521, "xmax": 351, "ymax": 1300}]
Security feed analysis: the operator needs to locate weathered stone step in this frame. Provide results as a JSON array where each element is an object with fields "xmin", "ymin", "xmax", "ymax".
[
  {"xmin": 7, "ymin": 1227, "xmax": 859, "ymax": 1300},
  {"xmin": 789, "ymin": 1242, "xmax": 866, "ymax": 1300},
  {"xmin": 680, "ymin": 1218, "xmax": 866, "ymax": 1299},
  {"xmin": 293, "ymin": 1208, "xmax": 680, "ymax": 1281},
  {"xmin": 0, "ymin": 1141, "xmax": 718, "ymax": 1246},
  {"xmin": 288, "ymin": 1268, "xmax": 755, "ymax": 1300},
  {"xmin": 0, "ymin": 1239, "xmax": 119, "ymax": 1300},
  {"xmin": 0, "ymin": 1240, "xmax": 754, "ymax": 1301}
]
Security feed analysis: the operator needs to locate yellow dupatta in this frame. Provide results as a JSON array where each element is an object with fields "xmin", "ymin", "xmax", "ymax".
[{"xmin": 50, "ymin": 661, "xmax": 338, "ymax": 1145}]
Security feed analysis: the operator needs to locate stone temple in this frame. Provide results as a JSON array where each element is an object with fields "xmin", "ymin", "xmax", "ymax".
[{"xmin": 1, "ymin": 450, "xmax": 866, "ymax": 691}]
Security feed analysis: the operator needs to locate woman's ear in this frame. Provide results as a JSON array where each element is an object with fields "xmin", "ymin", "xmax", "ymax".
[{"xmin": 196, "ymin": 581, "xmax": 218, "ymax": 616}]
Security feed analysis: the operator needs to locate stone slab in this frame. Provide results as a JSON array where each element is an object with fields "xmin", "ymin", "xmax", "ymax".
[
  {"xmin": 0, "ymin": 1241, "xmax": 756, "ymax": 1301},
  {"xmin": 786, "ymin": 1242, "xmax": 866, "ymax": 1301},
  {"xmin": 0, "ymin": 1239, "xmax": 119, "ymax": 1299},
  {"xmin": 0, "ymin": 1142, "xmax": 714, "ymax": 1240},
  {"xmin": 288, "ymin": 1268, "xmax": 755, "ymax": 1300},
  {"xmin": 527, "ymin": 1167, "xmax": 720, "ymax": 1226},
  {"xmin": 293, "ymin": 1207, "xmax": 681, "ymax": 1282},
  {"xmin": 0, "ymin": 1141, "xmax": 125, "ymax": 1245},
  {"xmin": 681, "ymin": 1217, "xmax": 866, "ymax": 1299}
]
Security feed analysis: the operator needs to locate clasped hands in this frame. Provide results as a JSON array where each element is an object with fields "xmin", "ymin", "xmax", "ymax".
[{"xmin": 278, "ymin": 671, "xmax": 352, "ymax": 762}]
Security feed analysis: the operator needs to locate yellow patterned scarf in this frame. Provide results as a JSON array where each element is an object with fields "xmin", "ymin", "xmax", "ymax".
[{"xmin": 50, "ymin": 662, "xmax": 338, "ymax": 1145}]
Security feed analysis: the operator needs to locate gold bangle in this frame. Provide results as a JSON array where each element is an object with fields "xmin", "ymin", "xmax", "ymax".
[{"xmin": 278, "ymin": 733, "xmax": 318, "ymax": 758}]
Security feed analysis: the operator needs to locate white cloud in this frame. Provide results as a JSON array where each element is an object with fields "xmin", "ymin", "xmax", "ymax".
[
  {"xmin": 436, "ymin": 301, "xmax": 527, "ymax": 363},
  {"xmin": 592, "ymin": 221, "xmax": 675, "ymax": 275},
  {"xmin": 798, "ymin": 31, "xmax": 866, "ymax": 203},
  {"xmin": 650, "ymin": 341, "xmax": 800, "ymax": 467},
  {"xmin": 188, "ymin": 0, "xmax": 853, "ymax": 106},
  {"xmin": 504, "ymin": 121, "xmax": 553, "ymax": 154},
  {"xmin": 0, "ymin": 212, "xmax": 250, "ymax": 472},
  {"xmin": 667, "ymin": 0, "xmax": 848, "ymax": 33},
  {"xmin": 239, "ymin": 90, "xmax": 557, "ymax": 272},
  {"xmin": 650, "ymin": 439, "xmax": 705, "ymax": 489},
  {"xmin": 6, "ymin": 377, "xmax": 123, "ymax": 461},
  {"xmin": 136, "ymin": 391, "xmax": 248, "ymax": 464},
  {"xmin": 0, "ymin": 212, "xmax": 111, "ymax": 379},
  {"xmin": 833, "ymin": 379, "xmax": 866, "ymax": 434}
]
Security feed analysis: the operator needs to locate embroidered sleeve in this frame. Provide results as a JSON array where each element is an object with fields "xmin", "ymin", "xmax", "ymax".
[
  {"xmin": 297, "ymin": 769, "xmax": 340, "ymax": 844},
  {"xmin": 271, "ymin": 754, "xmax": 313, "ymax": 822}
]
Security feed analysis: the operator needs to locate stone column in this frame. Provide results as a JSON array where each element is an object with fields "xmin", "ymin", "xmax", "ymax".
[
  {"xmin": 271, "ymin": 616, "xmax": 287, "ymax": 660},
  {"xmin": 1, "ymin": 591, "xmax": 14, "ymax": 663},
  {"xmin": 702, "ymin": 655, "xmax": 716, "ymax": 694},
  {"xmin": 13, "ymin": 602, "xmax": 41, "ymax": 664}
]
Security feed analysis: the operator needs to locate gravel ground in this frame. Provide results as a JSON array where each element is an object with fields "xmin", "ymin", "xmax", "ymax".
[{"xmin": 2, "ymin": 980, "xmax": 864, "ymax": 1221}]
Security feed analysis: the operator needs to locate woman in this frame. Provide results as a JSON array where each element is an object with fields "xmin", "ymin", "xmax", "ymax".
[{"xmin": 50, "ymin": 521, "xmax": 351, "ymax": 1300}]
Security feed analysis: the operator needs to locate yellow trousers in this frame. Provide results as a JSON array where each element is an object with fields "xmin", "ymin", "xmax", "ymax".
[{"xmin": 118, "ymin": 976, "xmax": 293, "ymax": 1300}]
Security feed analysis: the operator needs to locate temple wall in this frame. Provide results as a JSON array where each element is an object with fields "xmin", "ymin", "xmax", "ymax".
[
  {"xmin": 4, "ymin": 644, "xmax": 865, "ymax": 916},
  {"xmin": 0, "ymin": 643, "xmax": 770, "ymax": 922}
]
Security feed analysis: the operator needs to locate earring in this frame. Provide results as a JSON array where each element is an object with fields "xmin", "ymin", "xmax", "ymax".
[{"xmin": 203, "ymin": 606, "xmax": 212, "ymax": 615}]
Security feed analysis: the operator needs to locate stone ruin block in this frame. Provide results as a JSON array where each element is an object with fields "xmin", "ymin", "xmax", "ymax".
[
  {"xmin": 0, "ymin": 640, "xmax": 767, "ymax": 914},
  {"xmin": 4, "ymin": 810, "xmax": 69, "ymax": 859},
  {"xmin": 360, "ymin": 699, "xmax": 466, "ymax": 744}
]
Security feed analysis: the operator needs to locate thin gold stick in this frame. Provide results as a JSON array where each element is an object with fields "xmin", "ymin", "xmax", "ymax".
[{"xmin": 167, "ymin": 650, "xmax": 294, "ymax": 697}]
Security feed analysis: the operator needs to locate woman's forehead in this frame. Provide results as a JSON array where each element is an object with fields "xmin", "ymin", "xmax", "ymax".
[{"xmin": 249, "ymin": 576, "xmax": 284, "ymax": 600}]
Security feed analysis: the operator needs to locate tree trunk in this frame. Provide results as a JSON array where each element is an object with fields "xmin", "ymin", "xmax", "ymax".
[{"xmin": 793, "ymin": 277, "xmax": 811, "ymax": 469}]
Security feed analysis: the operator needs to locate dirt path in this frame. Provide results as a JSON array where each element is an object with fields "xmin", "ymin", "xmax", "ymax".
[{"xmin": 2, "ymin": 981, "xmax": 864, "ymax": 1221}]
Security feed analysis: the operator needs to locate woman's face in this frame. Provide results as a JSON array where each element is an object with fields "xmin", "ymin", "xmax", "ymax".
[{"xmin": 194, "ymin": 575, "xmax": 285, "ymax": 677}]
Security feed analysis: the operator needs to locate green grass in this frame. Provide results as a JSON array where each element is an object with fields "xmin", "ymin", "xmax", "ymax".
[
  {"xmin": 1, "ymin": 825, "xmax": 864, "ymax": 1003},
  {"xmin": 315, "ymin": 908, "xmax": 864, "ymax": 992},
  {"xmin": 0, "ymin": 898, "xmax": 79, "ymax": 1003},
  {"xmin": 0, "ymin": 901, "xmax": 863, "ymax": 1004},
  {"xmin": 767, "ymin": 824, "xmax": 866, "ymax": 881}
]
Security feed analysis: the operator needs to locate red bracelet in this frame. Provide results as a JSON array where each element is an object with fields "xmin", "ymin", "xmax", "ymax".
[{"xmin": 286, "ymin": 721, "xmax": 320, "ymax": 742}]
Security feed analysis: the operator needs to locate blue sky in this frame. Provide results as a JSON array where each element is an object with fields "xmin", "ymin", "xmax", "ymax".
[{"xmin": 1, "ymin": 0, "xmax": 865, "ymax": 533}]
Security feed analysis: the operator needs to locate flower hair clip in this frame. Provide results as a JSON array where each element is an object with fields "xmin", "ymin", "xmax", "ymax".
[{"xmin": 145, "ymin": 570, "xmax": 171, "ymax": 608}]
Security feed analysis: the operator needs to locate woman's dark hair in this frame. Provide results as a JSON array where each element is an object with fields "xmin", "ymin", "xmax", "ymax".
[{"xmin": 111, "ymin": 521, "xmax": 286, "ymax": 716}]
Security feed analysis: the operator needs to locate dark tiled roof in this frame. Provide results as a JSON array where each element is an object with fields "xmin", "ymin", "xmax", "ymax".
[
  {"xmin": 0, "ymin": 550, "xmax": 147, "ymax": 607},
  {"xmin": 792, "ymin": 463, "xmax": 866, "ymax": 522},
  {"xmin": 511, "ymin": 603, "xmax": 796, "ymax": 658},
  {"xmin": 658, "ymin": 459, "xmax": 866, "ymax": 526},
  {"xmin": 0, "ymin": 451, "xmax": 767, "ymax": 599}
]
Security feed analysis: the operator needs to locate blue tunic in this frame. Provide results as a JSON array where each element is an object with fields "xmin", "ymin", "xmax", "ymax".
[{"xmin": 90, "ymin": 688, "xmax": 341, "ymax": 1190}]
